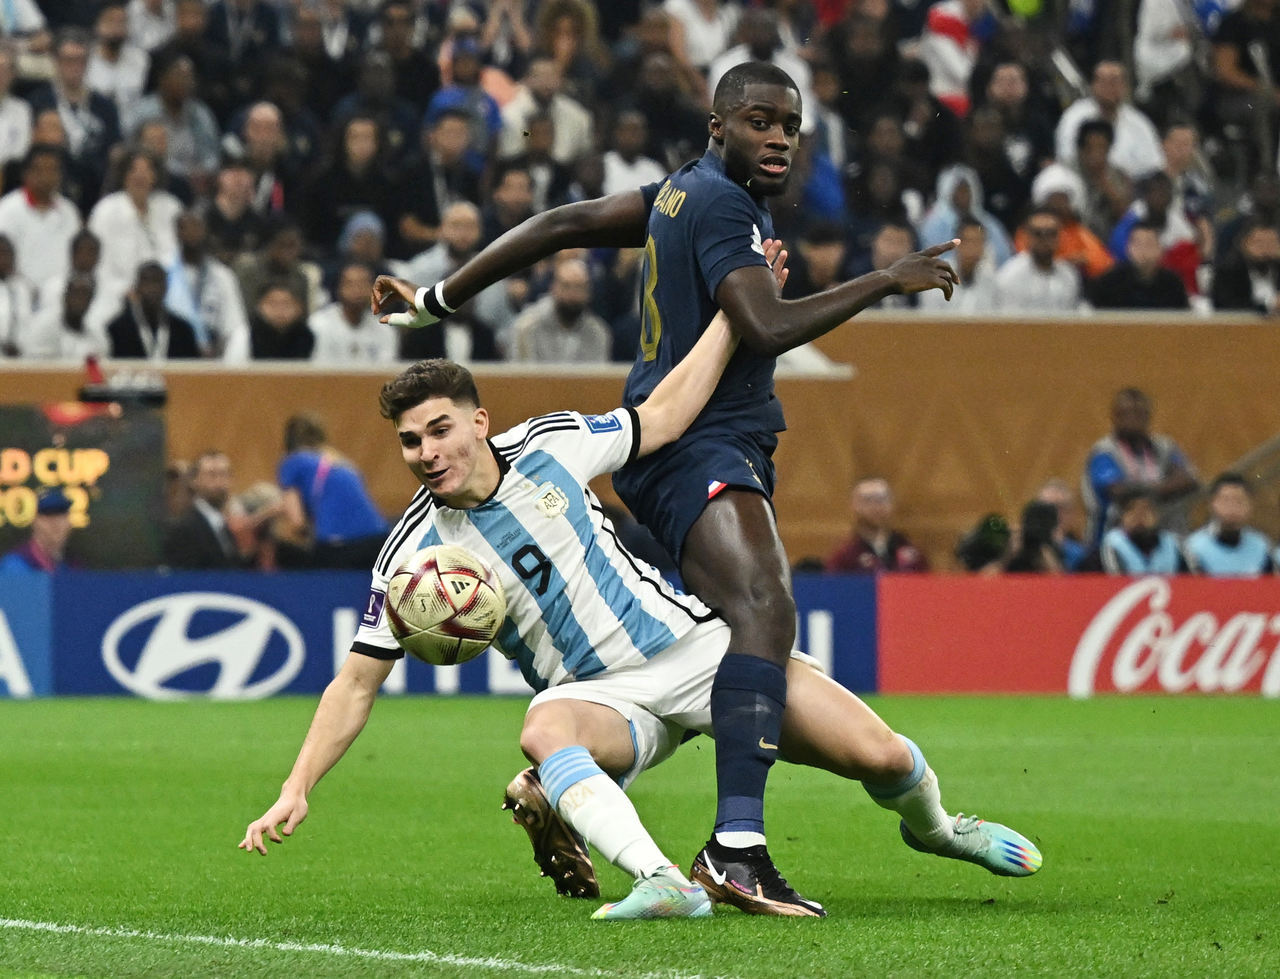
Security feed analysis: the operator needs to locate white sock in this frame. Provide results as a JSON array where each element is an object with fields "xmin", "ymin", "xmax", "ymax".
[
  {"xmin": 554, "ymin": 771, "xmax": 671, "ymax": 879},
  {"xmin": 715, "ymin": 830, "xmax": 767, "ymax": 849},
  {"xmin": 864, "ymin": 737, "xmax": 954, "ymax": 847},
  {"xmin": 879, "ymin": 766, "xmax": 954, "ymax": 847}
]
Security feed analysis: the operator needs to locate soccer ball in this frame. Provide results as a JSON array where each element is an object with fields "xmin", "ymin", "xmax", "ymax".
[{"xmin": 386, "ymin": 545, "xmax": 507, "ymax": 665}]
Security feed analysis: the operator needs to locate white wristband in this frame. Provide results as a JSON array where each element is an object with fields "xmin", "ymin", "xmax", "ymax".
[{"xmin": 435, "ymin": 282, "xmax": 456, "ymax": 314}]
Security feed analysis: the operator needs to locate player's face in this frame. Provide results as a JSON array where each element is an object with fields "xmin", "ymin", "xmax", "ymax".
[
  {"xmin": 712, "ymin": 83, "xmax": 802, "ymax": 196},
  {"xmin": 396, "ymin": 397, "xmax": 494, "ymax": 507}
]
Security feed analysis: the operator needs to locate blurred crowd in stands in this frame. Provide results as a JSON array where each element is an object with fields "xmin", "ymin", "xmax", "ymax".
[
  {"xmin": 2, "ymin": 0, "xmax": 1280, "ymax": 367},
  {"xmin": 822, "ymin": 386, "xmax": 1280, "ymax": 577}
]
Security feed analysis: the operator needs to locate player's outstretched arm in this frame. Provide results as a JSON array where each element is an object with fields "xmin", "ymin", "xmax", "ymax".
[
  {"xmin": 715, "ymin": 239, "xmax": 960, "ymax": 357},
  {"xmin": 633, "ymin": 240, "xmax": 789, "ymax": 457},
  {"xmin": 373, "ymin": 191, "xmax": 650, "ymax": 327},
  {"xmin": 238, "ymin": 652, "xmax": 394, "ymax": 854}
]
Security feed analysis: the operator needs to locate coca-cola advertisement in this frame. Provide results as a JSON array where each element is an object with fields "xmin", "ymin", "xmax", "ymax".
[{"xmin": 878, "ymin": 575, "xmax": 1280, "ymax": 697}]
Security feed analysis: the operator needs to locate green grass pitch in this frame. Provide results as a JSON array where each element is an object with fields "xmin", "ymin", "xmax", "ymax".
[{"xmin": 1, "ymin": 695, "xmax": 1277, "ymax": 978}]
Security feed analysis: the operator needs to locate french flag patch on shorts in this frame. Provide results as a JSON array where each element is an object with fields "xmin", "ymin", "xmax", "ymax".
[{"xmin": 707, "ymin": 480, "xmax": 727, "ymax": 499}]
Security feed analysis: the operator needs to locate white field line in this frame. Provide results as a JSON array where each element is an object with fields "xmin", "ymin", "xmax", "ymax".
[{"xmin": 0, "ymin": 917, "xmax": 713, "ymax": 978}]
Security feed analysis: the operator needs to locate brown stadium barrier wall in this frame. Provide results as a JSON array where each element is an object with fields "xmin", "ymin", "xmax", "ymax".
[{"xmin": 4, "ymin": 314, "xmax": 1276, "ymax": 568}]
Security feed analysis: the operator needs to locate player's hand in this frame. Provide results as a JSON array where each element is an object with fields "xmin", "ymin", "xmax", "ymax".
[
  {"xmin": 238, "ymin": 792, "xmax": 308, "ymax": 855},
  {"xmin": 887, "ymin": 239, "xmax": 960, "ymax": 301},
  {"xmin": 371, "ymin": 275, "xmax": 444, "ymax": 328},
  {"xmin": 762, "ymin": 237, "xmax": 789, "ymax": 293}
]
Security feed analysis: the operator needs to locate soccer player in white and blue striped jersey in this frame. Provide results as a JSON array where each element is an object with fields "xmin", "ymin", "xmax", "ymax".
[
  {"xmin": 240, "ymin": 321, "xmax": 1042, "ymax": 919},
  {"xmin": 241, "ymin": 255, "xmax": 1042, "ymax": 917}
]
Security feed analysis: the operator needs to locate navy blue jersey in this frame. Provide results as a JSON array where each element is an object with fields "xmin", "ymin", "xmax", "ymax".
[{"xmin": 622, "ymin": 150, "xmax": 784, "ymax": 438}]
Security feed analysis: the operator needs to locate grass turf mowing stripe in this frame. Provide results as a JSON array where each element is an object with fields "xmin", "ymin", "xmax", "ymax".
[{"xmin": 0, "ymin": 917, "xmax": 705, "ymax": 978}]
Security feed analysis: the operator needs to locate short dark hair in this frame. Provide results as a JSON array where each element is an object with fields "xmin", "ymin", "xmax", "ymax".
[
  {"xmin": 1025, "ymin": 206, "xmax": 1060, "ymax": 226},
  {"xmin": 491, "ymin": 159, "xmax": 532, "ymax": 187},
  {"xmin": 712, "ymin": 61, "xmax": 800, "ymax": 115},
  {"xmin": 1076, "ymin": 118, "xmax": 1114, "ymax": 150},
  {"xmin": 379, "ymin": 360, "xmax": 480, "ymax": 421},
  {"xmin": 284, "ymin": 413, "xmax": 326, "ymax": 452},
  {"xmin": 254, "ymin": 278, "xmax": 302, "ymax": 304},
  {"xmin": 1211, "ymin": 471, "xmax": 1250, "ymax": 495},
  {"xmin": 54, "ymin": 27, "xmax": 92, "ymax": 55},
  {"xmin": 1114, "ymin": 386, "xmax": 1149, "ymax": 407},
  {"xmin": 23, "ymin": 143, "xmax": 63, "ymax": 171}
]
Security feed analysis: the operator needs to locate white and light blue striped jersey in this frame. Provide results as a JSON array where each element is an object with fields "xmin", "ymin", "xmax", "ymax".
[{"xmin": 352, "ymin": 408, "xmax": 718, "ymax": 690}]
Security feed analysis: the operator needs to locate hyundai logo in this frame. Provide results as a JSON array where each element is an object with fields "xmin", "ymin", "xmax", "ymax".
[{"xmin": 102, "ymin": 592, "xmax": 305, "ymax": 700}]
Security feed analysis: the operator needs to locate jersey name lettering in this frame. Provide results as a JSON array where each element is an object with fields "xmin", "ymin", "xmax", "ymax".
[{"xmin": 653, "ymin": 181, "xmax": 687, "ymax": 218}]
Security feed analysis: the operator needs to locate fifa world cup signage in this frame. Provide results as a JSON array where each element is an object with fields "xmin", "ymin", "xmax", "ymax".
[{"xmin": 0, "ymin": 404, "xmax": 164, "ymax": 568}]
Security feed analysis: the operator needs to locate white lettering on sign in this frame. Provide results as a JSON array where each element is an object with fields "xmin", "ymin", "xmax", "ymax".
[{"xmin": 1069, "ymin": 577, "xmax": 1280, "ymax": 698}]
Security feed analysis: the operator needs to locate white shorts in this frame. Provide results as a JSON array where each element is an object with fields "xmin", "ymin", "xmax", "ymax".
[{"xmin": 526, "ymin": 621, "xmax": 823, "ymax": 789}]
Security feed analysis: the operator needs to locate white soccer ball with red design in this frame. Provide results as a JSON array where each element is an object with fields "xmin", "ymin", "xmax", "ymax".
[{"xmin": 386, "ymin": 545, "xmax": 507, "ymax": 665}]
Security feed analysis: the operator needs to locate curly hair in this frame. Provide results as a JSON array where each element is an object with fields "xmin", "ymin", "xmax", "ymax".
[{"xmin": 378, "ymin": 360, "xmax": 480, "ymax": 421}]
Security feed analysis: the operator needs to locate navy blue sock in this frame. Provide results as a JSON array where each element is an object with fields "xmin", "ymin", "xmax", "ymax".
[{"xmin": 709, "ymin": 653, "xmax": 787, "ymax": 838}]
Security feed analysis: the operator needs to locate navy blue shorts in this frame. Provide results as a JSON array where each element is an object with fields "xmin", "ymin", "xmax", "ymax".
[{"xmin": 613, "ymin": 428, "xmax": 778, "ymax": 567}]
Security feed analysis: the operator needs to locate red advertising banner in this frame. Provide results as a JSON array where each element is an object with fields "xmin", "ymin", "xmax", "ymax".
[{"xmin": 878, "ymin": 575, "xmax": 1280, "ymax": 697}]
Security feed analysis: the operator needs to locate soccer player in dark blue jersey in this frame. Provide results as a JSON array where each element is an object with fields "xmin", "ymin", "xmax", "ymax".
[{"xmin": 373, "ymin": 62, "xmax": 959, "ymax": 916}]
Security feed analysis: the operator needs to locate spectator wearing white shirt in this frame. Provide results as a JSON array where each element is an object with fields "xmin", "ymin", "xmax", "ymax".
[
  {"xmin": 707, "ymin": 8, "xmax": 815, "ymax": 135},
  {"xmin": 663, "ymin": 0, "xmax": 740, "ymax": 71},
  {"xmin": 36, "ymin": 228, "xmax": 120, "ymax": 342},
  {"xmin": 397, "ymin": 200, "xmax": 516, "ymax": 354},
  {"xmin": 0, "ymin": 48, "xmax": 31, "ymax": 171},
  {"xmin": 87, "ymin": 149, "xmax": 183, "ymax": 312},
  {"xmin": 993, "ymin": 208, "xmax": 1084, "ymax": 314},
  {"xmin": 1133, "ymin": 0, "xmax": 1198, "ymax": 102},
  {"xmin": 308, "ymin": 262, "xmax": 398, "ymax": 365},
  {"xmin": 167, "ymin": 209, "xmax": 249, "ymax": 359},
  {"xmin": 126, "ymin": 0, "xmax": 175, "ymax": 53},
  {"xmin": 498, "ymin": 56, "xmax": 594, "ymax": 165},
  {"xmin": 87, "ymin": 3, "xmax": 150, "ymax": 129},
  {"xmin": 25, "ymin": 275, "xmax": 107, "ymax": 361},
  {"xmin": 1055, "ymin": 60, "xmax": 1165, "ymax": 180},
  {"xmin": 920, "ymin": 217, "xmax": 999, "ymax": 314},
  {"xmin": 0, "ymin": 145, "xmax": 82, "ymax": 284},
  {"xmin": 917, "ymin": 0, "xmax": 989, "ymax": 117},
  {"xmin": 0, "ymin": 234, "xmax": 35, "ymax": 357},
  {"xmin": 602, "ymin": 110, "xmax": 666, "ymax": 197}
]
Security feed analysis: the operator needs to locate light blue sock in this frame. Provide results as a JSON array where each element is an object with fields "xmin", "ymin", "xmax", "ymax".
[
  {"xmin": 538, "ymin": 745, "xmax": 603, "ymax": 809},
  {"xmin": 863, "ymin": 736, "xmax": 952, "ymax": 846},
  {"xmin": 862, "ymin": 736, "xmax": 927, "ymax": 801}
]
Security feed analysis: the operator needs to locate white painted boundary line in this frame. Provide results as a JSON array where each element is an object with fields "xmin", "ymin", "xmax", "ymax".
[{"xmin": 0, "ymin": 917, "xmax": 708, "ymax": 978}]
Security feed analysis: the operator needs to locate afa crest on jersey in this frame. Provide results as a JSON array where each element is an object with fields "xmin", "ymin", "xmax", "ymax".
[{"xmin": 534, "ymin": 485, "xmax": 570, "ymax": 518}]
